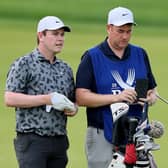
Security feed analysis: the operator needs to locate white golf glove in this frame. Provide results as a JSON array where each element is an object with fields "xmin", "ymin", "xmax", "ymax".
[
  {"xmin": 46, "ymin": 92, "xmax": 76, "ymax": 112},
  {"xmin": 110, "ymin": 102, "xmax": 129, "ymax": 123}
]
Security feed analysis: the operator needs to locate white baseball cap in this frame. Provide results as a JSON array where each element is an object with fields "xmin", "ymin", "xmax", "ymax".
[
  {"xmin": 108, "ymin": 7, "xmax": 136, "ymax": 26},
  {"xmin": 37, "ymin": 16, "xmax": 71, "ymax": 32}
]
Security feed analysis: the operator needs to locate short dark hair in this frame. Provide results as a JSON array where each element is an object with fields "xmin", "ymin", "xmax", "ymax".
[{"xmin": 37, "ymin": 30, "xmax": 47, "ymax": 44}]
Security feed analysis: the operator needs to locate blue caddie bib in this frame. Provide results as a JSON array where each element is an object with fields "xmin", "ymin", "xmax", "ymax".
[{"xmin": 88, "ymin": 44, "xmax": 147, "ymax": 143}]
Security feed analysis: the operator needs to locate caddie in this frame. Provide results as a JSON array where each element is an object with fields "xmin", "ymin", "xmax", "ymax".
[
  {"xmin": 4, "ymin": 16, "xmax": 77, "ymax": 168},
  {"xmin": 76, "ymin": 6, "xmax": 158, "ymax": 168}
]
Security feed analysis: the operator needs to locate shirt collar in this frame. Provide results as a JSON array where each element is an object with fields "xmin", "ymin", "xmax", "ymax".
[
  {"xmin": 32, "ymin": 48, "xmax": 58, "ymax": 64},
  {"xmin": 99, "ymin": 37, "xmax": 130, "ymax": 60}
]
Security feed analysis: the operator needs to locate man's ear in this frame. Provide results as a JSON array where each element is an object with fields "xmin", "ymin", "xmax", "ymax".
[
  {"xmin": 37, "ymin": 32, "xmax": 44, "ymax": 42},
  {"xmin": 107, "ymin": 24, "xmax": 111, "ymax": 34}
]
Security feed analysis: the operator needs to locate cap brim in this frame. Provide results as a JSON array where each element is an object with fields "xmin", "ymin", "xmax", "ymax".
[
  {"xmin": 113, "ymin": 22, "xmax": 136, "ymax": 26},
  {"xmin": 62, "ymin": 26, "xmax": 71, "ymax": 32},
  {"xmin": 42, "ymin": 26, "xmax": 71, "ymax": 32}
]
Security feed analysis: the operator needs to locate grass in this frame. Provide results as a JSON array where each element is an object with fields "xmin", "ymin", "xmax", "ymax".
[
  {"xmin": 1, "ymin": 0, "xmax": 168, "ymax": 167},
  {"xmin": 1, "ymin": 20, "xmax": 168, "ymax": 168}
]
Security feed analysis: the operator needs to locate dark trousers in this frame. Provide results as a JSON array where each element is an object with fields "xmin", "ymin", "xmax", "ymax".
[{"xmin": 14, "ymin": 133, "xmax": 69, "ymax": 168}]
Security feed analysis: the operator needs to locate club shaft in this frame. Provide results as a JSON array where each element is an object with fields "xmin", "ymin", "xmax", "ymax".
[{"xmin": 156, "ymin": 94, "xmax": 168, "ymax": 104}]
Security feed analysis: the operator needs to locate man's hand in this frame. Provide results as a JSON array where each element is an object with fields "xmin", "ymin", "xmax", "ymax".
[
  {"xmin": 46, "ymin": 92, "xmax": 76, "ymax": 112},
  {"xmin": 137, "ymin": 89, "xmax": 157, "ymax": 106},
  {"xmin": 117, "ymin": 89, "xmax": 137, "ymax": 104},
  {"xmin": 64, "ymin": 104, "xmax": 78, "ymax": 117}
]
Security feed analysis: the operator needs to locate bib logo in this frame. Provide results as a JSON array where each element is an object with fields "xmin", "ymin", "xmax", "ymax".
[{"xmin": 111, "ymin": 69, "xmax": 135, "ymax": 95}]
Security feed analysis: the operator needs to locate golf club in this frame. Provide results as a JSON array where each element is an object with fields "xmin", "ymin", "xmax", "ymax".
[{"xmin": 156, "ymin": 94, "xmax": 168, "ymax": 104}]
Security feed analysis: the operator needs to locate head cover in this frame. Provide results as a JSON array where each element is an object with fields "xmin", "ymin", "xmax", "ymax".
[
  {"xmin": 37, "ymin": 16, "xmax": 71, "ymax": 32},
  {"xmin": 148, "ymin": 120, "xmax": 164, "ymax": 138},
  {"xmin": 124, "ymin": 144, "xmax": 137, "ymax": 165},
  {"xmin": 108, "ymin": 152, "xmax": 125, "ymax": 168},
  {"xmin": 108, "ymin": 7, "xmax": 136, "ymax": 26},
  {"xmin": 110, "ymin": 102, "xmax": 129, "ymax": 123}
]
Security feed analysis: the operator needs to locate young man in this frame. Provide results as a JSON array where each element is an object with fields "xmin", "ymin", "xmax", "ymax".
[
  {"xmin": 76, "ymin": 7, "xmax": 157, "ymax": 168},
  {"xmin": 5, "ymin": 16, "xmax": 77, "ymax": 168}
]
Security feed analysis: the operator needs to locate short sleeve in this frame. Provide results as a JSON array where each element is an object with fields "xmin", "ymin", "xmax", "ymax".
[
  {"xmin": 5, "ymin": 57, "xmax": 29, "ymax": 93},
  {"xmin": 142, "ymin": 49, "xmax": 157, "ymax": 89},
  {"xmin": 76, "ymin": 51, "xmax": 95, "ymax": 90}
]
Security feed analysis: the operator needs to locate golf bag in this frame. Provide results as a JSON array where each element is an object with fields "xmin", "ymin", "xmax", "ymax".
[{"xmin": 108, "ymin": 103, "xmax": 161, "ymax": 168}]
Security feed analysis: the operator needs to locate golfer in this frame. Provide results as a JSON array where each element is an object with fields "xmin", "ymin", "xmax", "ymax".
[
  {"xmin": 5, "ymin": 16, "xmax": 77, "ymax": 168},
  {"xmin": 76, "ymin": 7, "xmax": 158, "ymax": 168}
]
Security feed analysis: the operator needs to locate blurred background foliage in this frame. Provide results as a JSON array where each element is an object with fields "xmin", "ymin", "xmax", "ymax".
[{"xmin": 0, "ymin": 0, "xmax": 168, "ymax": 27}]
